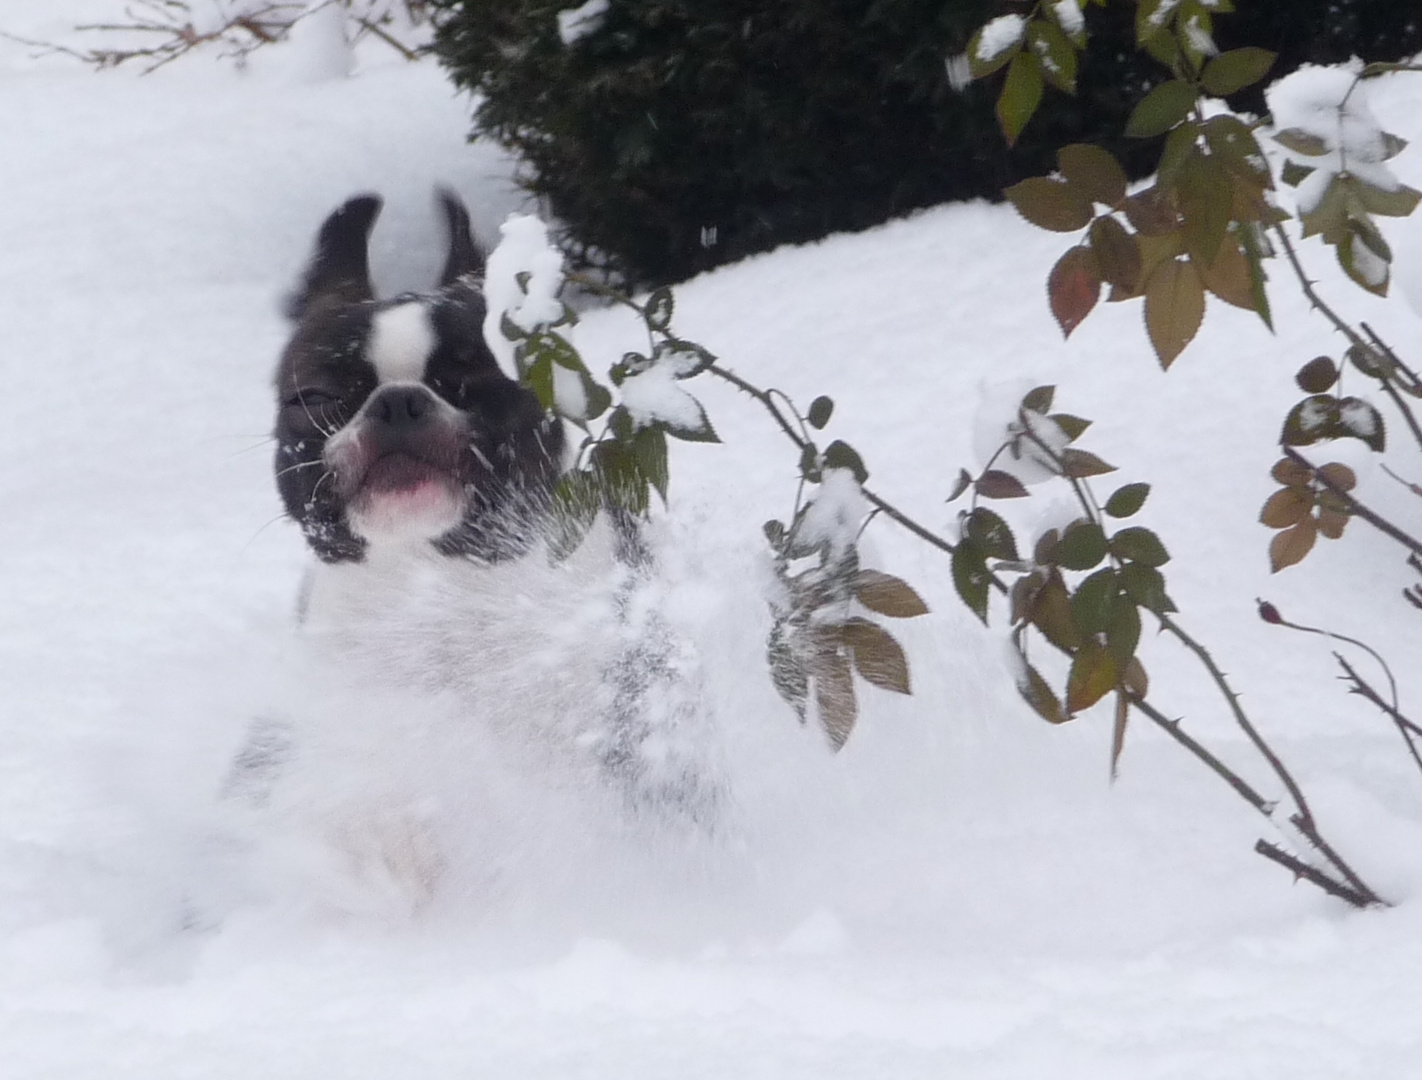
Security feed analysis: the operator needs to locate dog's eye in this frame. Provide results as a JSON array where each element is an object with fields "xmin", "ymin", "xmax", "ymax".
[{"xmin": 285, "ymin": 389, "xmax": 339, "ymax": 410}]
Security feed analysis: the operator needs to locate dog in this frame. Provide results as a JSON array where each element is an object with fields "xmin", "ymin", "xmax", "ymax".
[{"xmin": 223, "ymin": 192, "xmax": 720, "ymax": 914}]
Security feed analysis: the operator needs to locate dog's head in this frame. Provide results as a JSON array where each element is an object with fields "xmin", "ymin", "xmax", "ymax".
[{"xmin": 273, "ymin": 192, "xmax": 563, "ymax": 563}]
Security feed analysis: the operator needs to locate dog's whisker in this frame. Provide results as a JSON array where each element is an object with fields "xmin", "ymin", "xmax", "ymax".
[{"xmin": 274, "ymin": 459, "xmax": 325, "ymax": 481}]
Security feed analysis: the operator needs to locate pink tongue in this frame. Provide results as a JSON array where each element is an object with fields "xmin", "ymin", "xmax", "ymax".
[{"xmin": 364, "ymin": 453, "xmax": 439, "ymax": 493}]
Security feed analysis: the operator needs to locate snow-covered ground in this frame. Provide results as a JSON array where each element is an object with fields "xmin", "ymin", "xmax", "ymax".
[{"xmin": 4, "ymin": 5, "xmax": 1422, "ymax": 1076}]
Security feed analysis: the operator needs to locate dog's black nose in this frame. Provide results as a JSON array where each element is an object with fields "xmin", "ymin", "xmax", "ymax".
[{"xmin": 368, "ymin": 385, "xmax": 434, "ymax": 430}]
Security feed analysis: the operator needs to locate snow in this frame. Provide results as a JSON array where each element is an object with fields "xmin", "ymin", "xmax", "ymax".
[
  {"xmin": 3, "ymin": 4, "xmax": 1422, "ymax": 1077},
  {"xmin": 557, "ymin": 0, "xmax": 610, "ymax": 47},
  {"xmin": 974, "ymin": 15, "xmax": 1025, "ymax": 64},
  {"xmin": 618, "ymin": 362, "xmax": 707, "ymax": 433},
  {"xmin": 1268, "ymin": 64, "xmax": 1410, "ymax": 205},
  {"xmin": 1051, "ymin": 0, "xmax": 1085, "ymax": 38},
  {"xmin": 482, "ymin": 213, "xmax": 567, "ymax": 380}
]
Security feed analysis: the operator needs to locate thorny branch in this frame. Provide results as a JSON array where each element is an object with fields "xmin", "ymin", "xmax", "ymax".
[{"xmin": 1282, "ymin": 447, "xmax": 1422, "ymax": 559}]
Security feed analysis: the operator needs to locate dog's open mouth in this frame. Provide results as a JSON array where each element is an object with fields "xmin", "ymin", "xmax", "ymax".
[
  {"xmin": 360, "ymin": 451, "xmax": 449, "ymax": 495},
  {"xmin": 348, "ymin": 450, "xmax": 465, "ymax": 541}
]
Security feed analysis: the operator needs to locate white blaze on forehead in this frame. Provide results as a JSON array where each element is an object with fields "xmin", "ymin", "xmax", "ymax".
[{"xmin": 367, "ymin": 301, "xmax": 436, "ymax": 385}]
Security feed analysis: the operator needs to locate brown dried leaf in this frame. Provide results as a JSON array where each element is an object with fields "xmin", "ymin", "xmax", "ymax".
[
  {"xmin": 1271, "ymin": 457, "xmax": 1312, "ymax": 486},
  {"xmin": 843, "ymin": 618, "xmax": 912, "ymax": 695},
  {"xmin": 1269, "ymin": 518, "xmax": 1318, "ymax": 573},
  {"xmin": 1090, "ymin": 216, "xmax": 1142, "ymax": 291},
  {"xmin": 1259, "ymin": 487, "xmax": 1312, "ymax": 529},
  {"xmin": 1124, "ymin": 186, "xmax": 1181, "ymax": 236},
  {"xmin": 1059, "ymin": 448, "xmax": 1117, "ymax": 478},
  {"xmin": 1317, "ymin": 462, "xmax": 1357, "ymax": 492},
  {"xmin": 1143, "ymin": 257, "xmax": 1205, "ymax": 369},
  {"xmin": 814, "ymin": 648, "xmax": 858, "ymax": 750},
  {"xmin": 1111, "ymin": 691, "xmax": 1129, "ymax": 780},
  {"xmin": 1318, "ymin": 508, "xmax": 1348, "ymax": 539},
  {"xmin": 1196, "ymin": 235, "xmax": 1254, "ymax": 310},
  {"xmin": 976, "ymin": 470, "xmax": 1031, "ymax": 499},
  {"xmin": 855, "ymin": 570, "xmax": 930, "ymax": 619},
  {"xmin": 1017, "ymin": 657, "xmax": 1070, "ymax": 724},
  {"xmin": 1123, "ymin": 656, "xmax": 1149, "ymax": 698},
  {"xmin": 1032, "ymin": 572, "xmax": 1084, "ymax": 653},
  {"xmin": 1048, "ymin": 246, "xmax": 1102, "ymax": 338}
]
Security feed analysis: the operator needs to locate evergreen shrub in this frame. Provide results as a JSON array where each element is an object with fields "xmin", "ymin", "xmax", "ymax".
[{"xmin": 429, "ymin": 0, "xmax": 1422, "ymax": 285}]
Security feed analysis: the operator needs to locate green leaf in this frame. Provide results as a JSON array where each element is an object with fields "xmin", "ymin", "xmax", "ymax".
[
  {"xmin": 1067, "ymin": 639, "xmax": 1118, "ymax": 713},
  {"xmin": 663, "ymin": 395, "xmax": 721, "ymax": 443},
  {"xmin": 966, "ymin": 507, "xmax": 1019, "ymax": 561},
  {"xmin": 1049, "ymin": 413, "xmax": 1092, "ymax": 441},
  {"xmin": 1111, "ymin": 526, "xmax": 1170, "ymax": 567},
  {"xmin": 1028, "ymin": 19, "xmax": 1077, "ymax": 94},
  {"xmin": 843, "ymin": 617, "xmax": 911, "ymax": 695},
  {"xmin": 1336, "ymin": 396, "xmax": 1386, "ymax": 452},
  {"xmin": 1238, "ymin": 224, "xmax": 1274, "ymax": 332},
  {"xmin": 1058, "ymin": 520, "xmax": 1108, "ymax": 571},
  {"xmin": 823, "ymin": 440, "xmax": 868, "ymax": 483},
  {"xmin": 633, "ymin": 425, "xmax": 669, "ymax": 503},
  {"xmin": 1048, "ymin": 245, "xmax": 1102, "ymax": 338},
  {"xmin": 525, "ymin": 354, "xmax": 556, "ymax": 411},
  {"xmin": 1356, "ymin": 182, "xmax": 1422, "ymax": 219},
  {"xmin": 1004, "ymin": 178, "xmax": 1093, "ymax": 232},
  {"xmin": 1280, "ymin": 394, "xmax": 1340, "ymax": 447},
  {"xmin": 1059, "ymin": 144, "xmax": 1128, "ymax": 207},
  {"xmin": 645, "ymin": 287, "xmax": 674, "ymax": 331},
  {"xmin": 1125, "ymin": 80, "xmax": 1197, "ymax": 139},
  {"xmin": 1120, "ymin": 562, "xmax": 1176, "ymax": 615},
  {"xmin": 1105, "ymin": 482, "xmax": 1150, "ymax": 518},
  {"xmin": 1106, "ymin": 589, "xmax": 1141, "ymax": 667},
  {"xmin": 1178, "ymin": 151, "xmax": 1233, "ymax": 269},
  {"xmin": 1143, "ymin": 257, "xmax": 1205, "ymax": 369},
  {"xmin": 1201, "ymin": 48, "xmax": 1276, "ymax": 97},
  {"xmin": 967, "ymin": 17, "xmax": 1024, "ymax": 80},
  {"xmin": 807, "ymin": 395, "xmax": 834, "ymax": 430},
  {"xmin": 1135, "ymin": 0, "xmax": 1178, "ymax": 45},
  {"xmin": 1273, "ymin": 127, "xmax": 1329, "ymax": 156},
  {"xmin": 1071, "ymin": 567, "xmax": 1119, "ymax": 634},
  {"xmin": 549, "ymin": 469, "xmax": 602, "ymax": 560},
  {"xmin": 1279, "ymin": 159, "xmax": 1316, "ymax": 188},
  {"xmin": 997, "ymin": 52, "xmax": 1045, "ymax": 146},
  {"xmin": 952, "ymin": 540, "xmax": 991, "ymax": 625},
  {"xmin": 1022, "ymin": 385, "xmax": 1056, "ymax": 413},
  {"xmin": 855, "ymin": 570, "xmax": 930, "ymax": 618}
]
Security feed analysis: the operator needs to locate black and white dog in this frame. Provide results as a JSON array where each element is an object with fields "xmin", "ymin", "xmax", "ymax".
[{"xmin": 227, "ymin": 193, "xmax": 718, "ymax": 913}]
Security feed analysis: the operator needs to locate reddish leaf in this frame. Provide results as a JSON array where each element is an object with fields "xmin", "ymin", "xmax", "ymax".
[
  {"xmin": 1048, "ymin": 246, "xmax": 1102, "ymax": 338},
  {"xmin": 976, "ymin": 470, "xmax": 1031, "ymax": 499}
]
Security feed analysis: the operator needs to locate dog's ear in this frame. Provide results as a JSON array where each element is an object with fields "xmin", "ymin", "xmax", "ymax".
[
  {"xmin": 285, "ymin": 194, "xmax": 382, "ymax": 320},
  {"xmin": 437, "ymin": 188, "xmax": 485, "ymax": 286}
]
